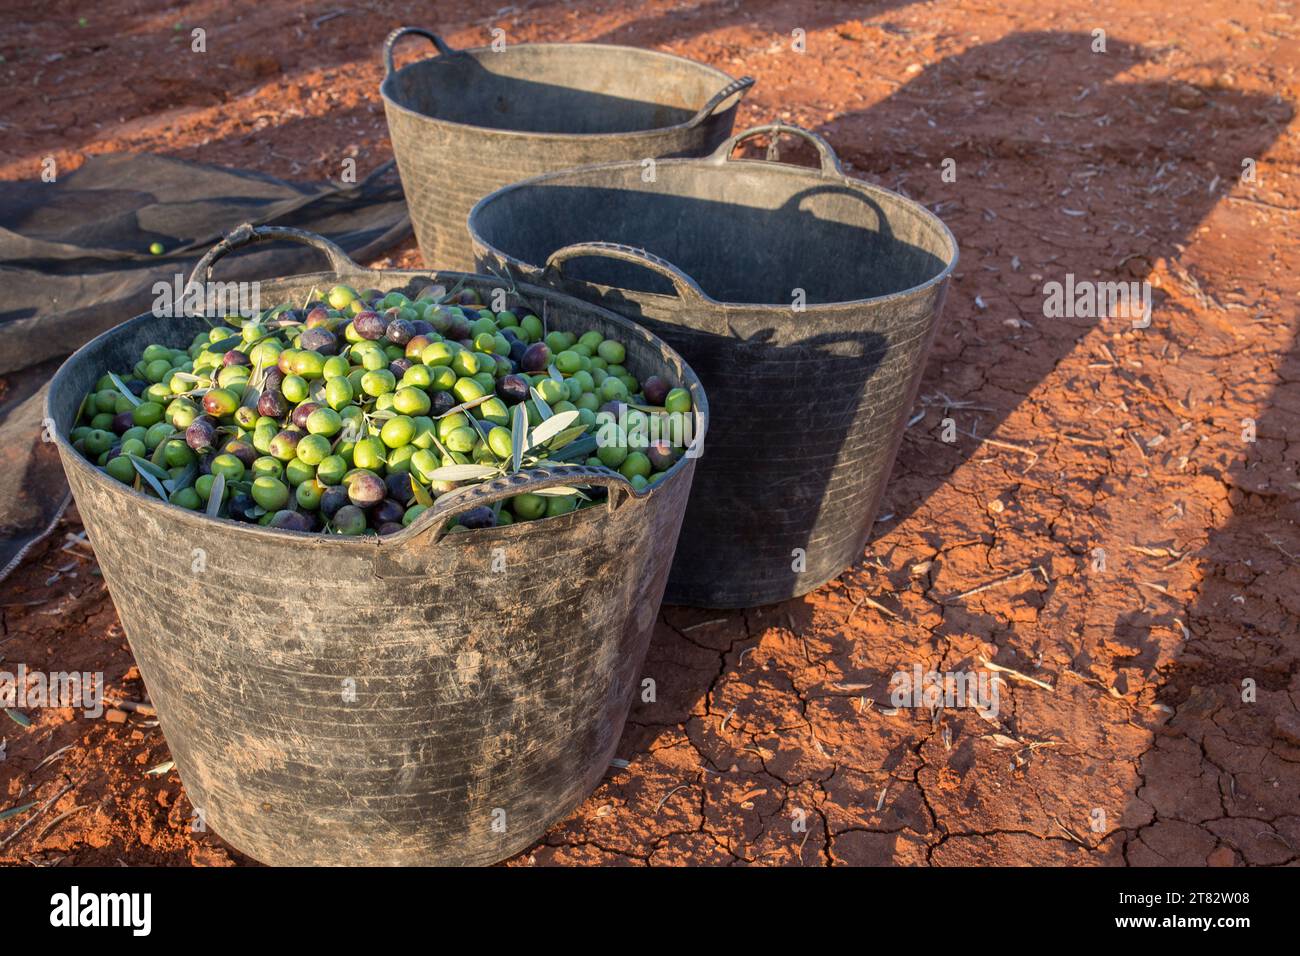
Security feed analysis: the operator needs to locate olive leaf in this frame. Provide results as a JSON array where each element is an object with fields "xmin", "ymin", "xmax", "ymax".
[
  {"xmin": 532, "ymin": 486, "xmax": 586, "ymax": 497},
  {"xmin": 510, "ymin": 404, "xmax": 527, "ymax": 472},
  {"xmin": 205, "ymin": 472, "xmax": 226, "ymax": 518},
  {"xmin": 207, "ymin": 335, "xmax": 241, "ymax": 353},
  {"xmin": 107, "ymin": 372, "xmax": 142, "ymax": 407},
  {"xmin": 424, "ymin": 463, "xmax": 500, "ymax": 482},
  {"xmin": 526, "ymin": 410, "xmax": 580, "ymax": 451},
  {"xmin": 547, "ymin": 364, "xmax": 564, "ymax": 383},
  {"xmin": 410, "ymin": 474, "xmax": 434, "ymax": 508},
  {"xmin": 547, "ymin": 434, "xmax": 598, "ymax": 463},
  {"xmin": 4, "ymin": 707, "xmax": 32, "ymax": 728},
  {"xmin": 0, "ymin": 801, "xmax": 37, "ymax": 821},
  {"xmin": 431, "ymin": 277, "xmax": 467, "ymax": 305},
  {"xmin": 544, "ymin": 425, "xmax": 589, "ymax": 451},
  {"xmin": 528, "ymin": 387, "xmax": 553, "ymax": 421},
  {"xmin": 164, "ymin": 462, "xmax": 198, "ymax": 495},
  {"xmin": 127, "ymin": 455, "xmax": 170, "ymax": 500},
  {"xmin": 435, "ymin": 393, "xmax": 494, "ymax": 419},
  {"xmin": 150, "ymin": 435, "xmax": 170, "ymax": 468}
]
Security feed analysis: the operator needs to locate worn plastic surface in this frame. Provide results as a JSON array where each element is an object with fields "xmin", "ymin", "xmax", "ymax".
[
  {"xmin": 470, "ymin": 124, "xmax": 959, "ymax": 608},
  {"xmin": 46, "ymin": 225, "xmax": 707, "ymax": 866},
  {"xmin": 380, "ymin": 26, "xmax": 753, "ymax": 270}
]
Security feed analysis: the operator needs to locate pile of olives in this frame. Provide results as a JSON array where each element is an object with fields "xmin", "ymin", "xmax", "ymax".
[{"xmin": 70, "ymin": 283, "xmax": 696, "ymax": 535}]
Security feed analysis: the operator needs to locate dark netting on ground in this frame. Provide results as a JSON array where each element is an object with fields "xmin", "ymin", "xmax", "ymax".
[{"xmin": 0, "ymin": 153, "xmax": 410, "ymax": 579}]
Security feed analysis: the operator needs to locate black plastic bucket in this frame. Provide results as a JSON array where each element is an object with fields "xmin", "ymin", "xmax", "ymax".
[
  {"xmin": 469, "ymin": 124, "xmax": 959, "ymax": 608},
  {"xmin": 46, "ymin": 225, "xmax": 707, "ymax": 865},
  {"xmin": 380, "ymin": 26, "xmax": 753, "ymax": 270}
]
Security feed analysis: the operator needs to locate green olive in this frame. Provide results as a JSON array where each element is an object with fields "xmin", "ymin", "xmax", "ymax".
[
  {"xmin": 393, "ymin": 387, "xmax": 431, "ymax": 416},
  {"xmin": 131, "ymin": 401, "xmax": 165, "ymax": 427},
  {"xmin": 211, "ymin": 453, "xmax": 246, "ymax": 482},
  {"xmin": 361, "ymin": 369, "xmax": 396, "ymax": 397},
  {"xmin": 619, "ymin": 451, "xmax": 651, "ymax": 480},
  {"xmin": 597, "ymin": 339, "xmax": 625, "ymax": 364},
  {"xmin": 380, "ymin": 415, "xmax": 416, "ymax": 449},
  {"xmin": 296, "ymin": 434, "xmax": 331, "ymax": 465},
  {"xmin": 316, "ymin": 455, "xmax": 347, "ymax": 486},
  {"xmin": 487, "ymin": 426, "xmax": 513, "ymax": 459},
  {"xmin": 306, "ymin": 407, "xmax": 343, "ymax": 437},
  {"xmin": 251, "ymin": 476, "xmax": 289, "ymax": 511},
  {"xmin": 105, "ymin": 456, "xmax": 135, "ymax": 483},
  {"xmin": 664, "ymin": 387, "xmax": 692, "ymax": 414}
]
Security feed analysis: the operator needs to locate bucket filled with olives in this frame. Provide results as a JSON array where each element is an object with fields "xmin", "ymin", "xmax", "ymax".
[{"xmin": 46, "ymin": 224, "xmax": 707, "ymax": 866}]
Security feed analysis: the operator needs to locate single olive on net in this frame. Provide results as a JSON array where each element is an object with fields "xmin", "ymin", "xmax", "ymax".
[{"xmin": 69, "ymin": 285, "xmax": 696, "ymax": 536}]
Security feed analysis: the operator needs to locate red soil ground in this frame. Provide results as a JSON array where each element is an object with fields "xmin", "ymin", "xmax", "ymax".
[{"xmin": 0, "ymin": 0, "xmax": 1297, "ymax": 866}]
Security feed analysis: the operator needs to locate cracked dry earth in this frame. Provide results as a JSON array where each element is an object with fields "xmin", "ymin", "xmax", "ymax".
[{"xmin": 1, "ymin": 0, "xmax": 1298, "ymax": 866}]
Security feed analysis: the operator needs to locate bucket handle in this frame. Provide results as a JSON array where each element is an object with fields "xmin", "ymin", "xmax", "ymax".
[
  {"xmin": 686, "ymin": 76, "xmax": 755, "ymax": 128},
  {"xmin": 405, "ymin": 464, "xmax": 640, "ymax": 545},
  {"xmin": 187, "ymin": 224, "xmax": 361, "ymax": 288},
  {"xmin": 709, "ymin": 122, "xmax": 845, "ymax": 177},
  {"xmin": 383, "ymin": 26, "xmax": 457, "ymax": 75},
  {"xmin": 545, "ymin": 242, "xmax": 714, "ymax": 307}
]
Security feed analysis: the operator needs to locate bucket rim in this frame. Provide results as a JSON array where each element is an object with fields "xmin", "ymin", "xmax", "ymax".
[
  {"xmin": 468, "ymin": 153, "xmax": 961, "ymax": 313},
  {"xmin": 47, "ymin": 268, "xmax": 709, "ymax": 553},
  {"xmin": 379, "ymin": 40, "xmax": 742, "ymax": 142}
]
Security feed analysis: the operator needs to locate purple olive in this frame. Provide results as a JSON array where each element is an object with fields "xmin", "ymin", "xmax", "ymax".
[
  {"xmin": 227, "ymin": 491, "xmax": 258, "ymax": 521},
  {"xmin": 347, "ymin": 473, "xmax": 386, "ymax": 508},
  {"xmin": 258, "ymin": 390, "xmax": 288, "ymax": 419},
  {"xmin": 411, "ymin": 320, "xmax": 434, "ymax": 336},
  {"xmin": 431, "ymin": 391, "xmax": 457, "ymax": 416},
  {"xmin": 299, "ymin": 327, "xmax": 338, "ymax": 355},
  {"xmin": 386, "ymin": 472, "xmax": 414, "ymax": 504},
  {"xmin": 373, "ymin": 498, "xmax": 406, "ymax": 525},
  {"xmin": 264, "ymin": 368, "xmax": 285, "ymax": 393},
  {"xmin": 305, "ymin": 306, "xmax": 332, "ymax": 328},
  {"xmin": 458, "ymin": 506, "xmax": 497, "ymax": 530},
  {"xmin": 495, "ymin": 374, "xmax": 530, "ymax": 405},
  {"xmin": 647, "ymin": 439, "xmax": 677, "ymax": 471},
  {"xmin": 447, "ymin": 316, "xmax": 472, "ymax": 341},
  {"xmin": 352, "ymin": 311, "xmax": 388, "ymax": 340},
  {"xmin": 186, "ymin": 418, "xmax": 217, "ymax": 452},
  {"xmin": 405, "ymin": 334, "xmax": 431, "ymax": 359},
  {"xmin": 222, "ymin": 349, "xmax": 251, "ymax": 367},
  {"xmin": 521, "ymin": 343, "xmax": 551, "ymax": 373},
  {"xmin": 291, "ymin": 402, "xmax": 321, "ymax": 430},
  {"xmin": 642, "ymin": 376, "xmax": 670, "ymax": 406},
  {"xmin": 112, "ymin": 411, "xmax": 135, "ymax": 433},
  {"xmin": 320, "ymin": 485, "xmax": 350, "ymax": 518},
  {"xmin": 389, "ymin": 358, "xmax": 413, "ymax": 378},
  {"xmin": 270, "ymin": 510, "xmax": 313, "ymax": 532},
  {"xmin": 385, "ymin": 319, "xmax": 414, "ymax": 345}
]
